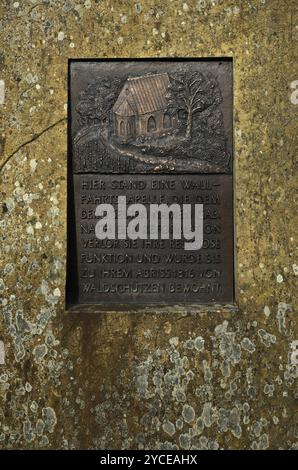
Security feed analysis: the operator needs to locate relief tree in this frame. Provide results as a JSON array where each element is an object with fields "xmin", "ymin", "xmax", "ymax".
[
  {"xmin": 77, "ymin": 77, "xmax": 123, "ymax": 129},
  {"xmin": 166, "ymin": 71, "xmax": 222, "ymax": 139}
]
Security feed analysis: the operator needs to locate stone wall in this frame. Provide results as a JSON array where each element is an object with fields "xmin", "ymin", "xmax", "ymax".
[{"xmin": 0, "ymin": 0, "xmax": 297, "ymax": 449}]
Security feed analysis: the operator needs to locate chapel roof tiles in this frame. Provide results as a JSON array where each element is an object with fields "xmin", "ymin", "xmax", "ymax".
[{"xmin": 113, "ymin": 73, "xmax": 170, "ymax": 116}]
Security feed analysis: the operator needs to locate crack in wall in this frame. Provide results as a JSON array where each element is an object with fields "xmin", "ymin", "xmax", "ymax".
[{"xmin": 0, "ymin": 117, "xmax": 67, "ymax": 173}]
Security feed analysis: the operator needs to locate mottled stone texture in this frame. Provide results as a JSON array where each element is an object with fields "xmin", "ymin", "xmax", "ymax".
[{"xmin": 0, "ymin": 0, "xmax": 297, "ymax": 450}]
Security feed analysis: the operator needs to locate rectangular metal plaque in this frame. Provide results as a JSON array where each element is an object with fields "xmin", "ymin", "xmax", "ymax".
[{"xmin": 67, "ymin": 59, "xmax": 234, "ymax": 306}]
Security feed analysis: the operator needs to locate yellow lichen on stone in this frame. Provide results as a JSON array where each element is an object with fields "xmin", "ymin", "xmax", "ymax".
[{"xmin": 0, "ymin": 0, "xmax": 297, "ymax": 450}]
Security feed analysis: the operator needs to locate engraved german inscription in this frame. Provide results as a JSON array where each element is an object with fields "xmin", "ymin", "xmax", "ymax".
[{"xmin": 67, "ymin": 60, "xmax": 234, "ymax": 306}]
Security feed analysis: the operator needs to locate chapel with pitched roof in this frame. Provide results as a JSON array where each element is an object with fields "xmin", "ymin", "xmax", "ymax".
[{"xmin": 112, "ymin": 73, "xmax": 177, "ymax": 142}]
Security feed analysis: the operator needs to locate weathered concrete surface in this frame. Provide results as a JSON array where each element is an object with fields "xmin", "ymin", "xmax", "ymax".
[{"xmin": 0, "ymin": 0, "xmax": 297, "ymax": 449}]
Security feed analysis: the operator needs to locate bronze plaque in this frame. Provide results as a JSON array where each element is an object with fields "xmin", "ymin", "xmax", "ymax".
[{"xmin": 67, "ymin": 60, "xmax": 234, "ymax": 306}]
